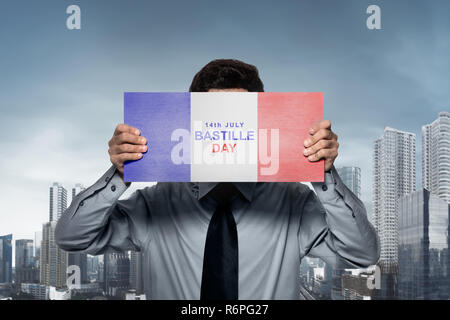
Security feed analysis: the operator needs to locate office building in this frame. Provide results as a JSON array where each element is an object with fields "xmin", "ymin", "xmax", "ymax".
[
  {"xmin": 0, "ymin": 234, "xmax": 13, "ymax": 284},
  {"xmin": 373, "ymin": 127, "xmax": 416, "ymax": 271},
  {"xmin": 104, "ymin": 252, "xmax": 130, "ymax": 298},
  {"xmin": 40, "ymin": 222, "xmax": 67, "ymax": 288},
  {"xmin": 336, "ymin": 166, "xmax": 361, "ymax": 199},
  {"xmin": 422, "ymin": 111, "xmax": 450, "ymax": 203},
  {"xmin": 49, "ymin": 182, "xmax": 67, "ymax": 222},
  {"xmin": 398, "ymin": 189, "xmax": 450, "ymax": 299},
  {"xmin": 15, "ymin": 239, "xmax": 39, "ymax": 285}
]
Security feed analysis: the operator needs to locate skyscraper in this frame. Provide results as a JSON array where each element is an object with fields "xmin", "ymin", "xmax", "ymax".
[
  {"xmin": 336, "ymin": 166, "xmax": 361, "ymax": 199},
  {"xmin": 15, "ymin": 239, "xmax": 38, "ymax": 286},
  {"xmin": 373, "ymin": 127, "xmax": 416, "ymax": 272},
  {"xmin": 130, "ymin": 251, "xmax": 144, "ymax": 294},
  {"xmin": 422, "ymin": 111, "xmax": 450, "ymax": 203},
  {"xmin": 0, "ymin": 234, "xmax": 13, "ymax": 283},
  {"xmin": 34, "ymin": 231, "xmax": 42, "ymax": 269},
  {"xmin": 68, "ymin": 184, "xmax": 88, "ymax": 284},
  {"xmin": 40, "ymin": 222, "xmax": 67, "ymax": 288},
  {"xmin": 398, "ymin": 189, "xmax": 450, "ymax": 299},
  {"xmin": 49, "ymin": 182, "xmax": 67, "ymax": 222},
  {"xmin": 104, "ymin": 252, "xmax": 130, "ymax": 298}
]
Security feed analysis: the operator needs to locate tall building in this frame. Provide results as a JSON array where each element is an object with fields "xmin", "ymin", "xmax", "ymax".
[
  {"xmin": 0, "ymin": 234, "xmax": 13, "ymax": 283},
  {"xmin": 15, "ymin": 239, "xmax": 39, "ymax": 286},
  {"xmin": 68, "ymin": 253, "xmax": 88, "ymax": 284},
  {"xmin": 68, "ymin": 184, "xmax": 88, "ymax": 284},
  {"xmin": 336, "ymin": 166, "xmax": 361, "ymax": 199},
  {"xmin": 130, "ymin": 251, "xmax": 144, "ymax": 294},
  {"xmin": 104, "ymin": 252, "xmax": 130, "ymax": 298},
  {"xmin": 397, "ymin": 189, "xmax": 450, "ymax": 299},
  {"xmin": 34, "ymin": 231, "xmax": 42, "ymax": 269},
  {"xmin": 422, "ymin": 111, "xmax": 450, "ymax": 203},
  {"xmin": 40, "ymin": 222, "xmax": 67, "ymax": 288},
  {"xmin": 373, "ymin": 127, "xmax": 416, "ymax": 271},
  {"xmin": 49, "ymin": 182, "xmax": 67, "ymax": 222},
  {"xmin": 72, "ymin": 183, "xmax": 85, "ymax": 199},
  {"xmin": 373, "ymin": 127, "xmax": 416, "ymax": 299}
]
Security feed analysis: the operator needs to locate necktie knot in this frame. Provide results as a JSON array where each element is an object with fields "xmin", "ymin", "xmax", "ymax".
[{"xmin": 208, "ymin": 183, "xmax": 240, "ymax": 206}]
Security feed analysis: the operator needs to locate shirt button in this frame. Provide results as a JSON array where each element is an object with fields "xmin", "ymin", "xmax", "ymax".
[
  {"xmin": 322, "ymin": 184, "xmax": 328, "ymax": 192},
  {"xmin": 111, "ymin": 185, "xmax": 116, "ymax": 192},
  {"xmin": 79, "ymin": 201, "xmax": 84, "ymax": 207},
  {"xmin": 105, "ymin": 177, "xmax": 110, "ymax": 182}
]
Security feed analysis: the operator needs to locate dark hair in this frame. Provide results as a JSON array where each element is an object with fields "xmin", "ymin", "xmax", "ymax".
[{"xmin": 189, "ymin": 59, "xmax": 264, "ymax": 92}]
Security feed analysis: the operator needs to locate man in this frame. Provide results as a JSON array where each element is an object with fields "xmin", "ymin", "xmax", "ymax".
[{"xmin": 55, "ymin": 59, "xmax": 379, "ymax": 300}]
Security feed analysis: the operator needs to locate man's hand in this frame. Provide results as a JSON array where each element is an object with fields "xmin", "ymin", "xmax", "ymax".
[
  {"xmin": 108, "ymin": 124, "xmax": 148, "ymax": 179},
  {"xmin": 303, "ymin": 120, "xmax": 339, "ymax": 172}
]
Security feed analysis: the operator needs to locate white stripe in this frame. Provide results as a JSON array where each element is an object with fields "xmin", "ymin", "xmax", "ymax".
[{"xmin": 190, "ymin": 92, "xmax": 258, "ymax": 182}]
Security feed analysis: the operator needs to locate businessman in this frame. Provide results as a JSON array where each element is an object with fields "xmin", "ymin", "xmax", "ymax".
[{"xmin": 55, "ymin": 59, "xmax": 379, "ymax": 300}]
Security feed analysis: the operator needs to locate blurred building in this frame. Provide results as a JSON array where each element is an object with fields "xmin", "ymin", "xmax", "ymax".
[
  {"xmin": 0, "ymin": 234, "xmax": 13, "ymax": 284},
  {"xmin": 34, "ymin": 231, "xmax": 42, "ymax": 269},
  {"xmin": 373, "ymin": 127, "xmax": 416, "ymax": 298},
  {"xmin": 15, "ymin": 239, "xmax": 39, "ymax": 286},
  {"xmin": 336, "ymin": 166, "xmax": 361, "ymax": 199},
  {"xmin": 104, "ymin": 252, "xmax": 130, "ymax": 298},
  {"xmin": 67, "ymin": 184, "xmax": 88, "ymax": 284},
  {"xmin": 49, "ymin": 182, "xmax": 67, "ymax": 222},
  {"xmin": 130, "ymin": 251, "xmax": 144, "ymax": 294},
  {"xmin": 40, "ymin": 222, "xmax": 67, "ymax": 288},
  {"xmin": 21, "ymin": 283, "xmax": 49, "ymax": 300},
  {"xmin": 398, "ymin": 189, "xmax": 450, "ymax": 299},
  {"xmin": 342, "ymin": 271, "xmax": 374, "ymax": 300},
  {"xmin": 422, "ymin": 111, "xmax": 450, "ymax": 204}
]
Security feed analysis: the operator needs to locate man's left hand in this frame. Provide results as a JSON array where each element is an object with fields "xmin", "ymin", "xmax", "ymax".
[{"xmin": 303, "ymin": 120, "xmax": 339, "ymax": 172}]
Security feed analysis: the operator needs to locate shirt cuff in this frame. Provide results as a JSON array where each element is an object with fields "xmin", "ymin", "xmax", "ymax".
[
  {"xmin": 311, "ymin": 166, "xmax": 339, "ymax": 201},
  {"xmin": 100, "ymin": 166, "xmax": 129, "ymax": 201}
]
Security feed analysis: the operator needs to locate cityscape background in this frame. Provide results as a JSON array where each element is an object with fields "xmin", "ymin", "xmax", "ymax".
[{"xmin": 1, "ymin": 0, "xmax": 449, "ymax": 300}]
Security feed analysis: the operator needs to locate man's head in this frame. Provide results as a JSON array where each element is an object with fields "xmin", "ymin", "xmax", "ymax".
[{"xmin": 189, "ymin": 59, "xmax": 264, "ymax": 93}]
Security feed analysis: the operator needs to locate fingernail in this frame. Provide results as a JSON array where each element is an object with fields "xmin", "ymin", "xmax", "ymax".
[
  {"xmin": 309, "ymin": 128, "xmax": 314, "ymax": 134},
  {"xmin": 135, "ymin": 130, "xmax": 140, "ymax": 135},
  {"xmin": 308, "ymin": 155, "xmax": 314, "ymax": 161},
  {"xmin": 304, "ymin": 139, "xmax": 311, "ymax": 147},
  {"xmin": 303, "ymin": 148, "xmax": 309, "ymax": 156},
  {"xmin": 140, "ymin": 137, "xmax": 146, "ymax": 144},
  {"xmin": 141, "ymin": 145, "xmax": 147, "ymax": 151}
]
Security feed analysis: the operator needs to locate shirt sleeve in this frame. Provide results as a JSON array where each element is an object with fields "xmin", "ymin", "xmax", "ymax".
[
  {"xmin": 55, "ymin": 166, "xmax": 152, "ymax": 255},
  {"xmin": 298, "ymin": 166, "xmax": 380, "ymax": 269}
]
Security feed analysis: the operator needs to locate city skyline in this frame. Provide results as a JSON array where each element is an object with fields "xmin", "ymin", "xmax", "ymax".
[
  {"xmin": 1, "ymin": 113, "xmax": 449, "ymax": 299},
  {"xmin": 1, "ymin": 0, "xmax": 450, "ymax": 242},
  {"xmin": 1, "ymin": 111, "xmax": 448, "ymax": 265}
]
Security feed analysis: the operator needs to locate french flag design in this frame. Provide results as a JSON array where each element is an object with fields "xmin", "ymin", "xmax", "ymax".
[{"xmin": 124, "ymin": 92, "xmax": 323, "ymax": 182}]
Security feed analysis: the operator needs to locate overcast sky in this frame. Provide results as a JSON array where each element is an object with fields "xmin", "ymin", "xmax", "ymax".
[{"xmin": 1, "ymin": 0, "xmax": 449, "ymax": 253}]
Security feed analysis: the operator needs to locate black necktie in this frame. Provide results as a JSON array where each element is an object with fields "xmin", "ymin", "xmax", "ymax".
[{"xmin": 200, "ymin": 183, "xmax": 240, "ymax": 300}]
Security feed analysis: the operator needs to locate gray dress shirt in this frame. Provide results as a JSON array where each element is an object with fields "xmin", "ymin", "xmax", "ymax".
[{"xmin": 55, "ymin": 166, "xmax": 379, "ymax": 299}]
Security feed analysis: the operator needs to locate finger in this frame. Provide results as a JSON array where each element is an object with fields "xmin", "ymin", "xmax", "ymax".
[
  {"xmin": 307, "ymin": 148, "xmax": 337, "ymax": 162},
  {"xmin": 303, "ymin": 139, "xmax": 335, "ymax": 157},
  {"xmin": 114, "ymin": 124, "xmax": 141, "ymax": 136},
  {"xmin": 309, "ymin": 119, "xmax": 331, "ymax": 135},
  {"xmin": 115, "ymin": 132, "xmax": 147, "ymax": 145},
  {"xmin": 112, "ymin": 143, "xmax": 148, "ymax": 155},
  {"xmin": 304, "ymin": 128, "xmax": 333, "ymax": 147},
  {"xmin": 111, "ymin": 153, "xmax": 143, "ymax": 166}
]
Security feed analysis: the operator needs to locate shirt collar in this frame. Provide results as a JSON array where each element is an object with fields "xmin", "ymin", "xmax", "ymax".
[{"xmin": 193, "ymin": 182, "xmax": 256, "ymax": 202}]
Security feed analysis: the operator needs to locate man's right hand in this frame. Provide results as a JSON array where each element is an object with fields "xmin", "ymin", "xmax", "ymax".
[{"xmin": 108, "ymin": 124, "xmax": 148, "ymax": 180}]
